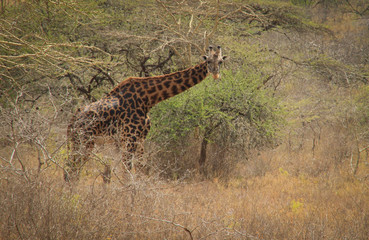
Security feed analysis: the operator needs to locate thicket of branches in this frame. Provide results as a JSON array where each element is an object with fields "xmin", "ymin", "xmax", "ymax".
[
  {"xmin": 1, "ymin": 0, "xmax": 368, "ymax": 180},
  {"xmin": 0, "ymin": 0, "xmax": 300, "ymax": 179}
]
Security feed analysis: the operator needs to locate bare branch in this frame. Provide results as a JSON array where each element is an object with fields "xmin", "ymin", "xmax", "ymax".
[{"xmin": 134, "ymin": 214, "xmax": 194, "ymax": 240}]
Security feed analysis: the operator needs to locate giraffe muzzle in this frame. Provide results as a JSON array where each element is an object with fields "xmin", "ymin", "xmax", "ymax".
[{"xmin": 213, "ymin": 73, "xmax": 220, "ymax": 80}]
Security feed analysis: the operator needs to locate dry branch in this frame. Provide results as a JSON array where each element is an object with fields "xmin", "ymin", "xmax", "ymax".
[{"xmin": 134, "ymin": 214, "xmax": 194, "ymax": 240}]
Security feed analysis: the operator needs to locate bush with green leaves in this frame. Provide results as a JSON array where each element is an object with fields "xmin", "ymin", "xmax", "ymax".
[{"xmin": 148, "ymin": 63, "xmax": 284, "ymax": 178}]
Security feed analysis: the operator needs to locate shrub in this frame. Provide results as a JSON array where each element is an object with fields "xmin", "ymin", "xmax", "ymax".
[{"xmin": 148, "ymin": 64, "xmax": 284, "ymax": 179}]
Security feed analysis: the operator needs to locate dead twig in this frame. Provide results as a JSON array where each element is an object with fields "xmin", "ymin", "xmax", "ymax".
[{"xmin": 135, "ymin": 214, "xmax": 194, "ymax": 240}]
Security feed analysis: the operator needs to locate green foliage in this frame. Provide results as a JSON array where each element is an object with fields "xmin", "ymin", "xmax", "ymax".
[{"xmin": 149, "ymin": 65, "xmax": 283, "ymax": 152}]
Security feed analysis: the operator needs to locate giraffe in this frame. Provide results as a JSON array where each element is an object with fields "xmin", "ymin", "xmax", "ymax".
[{"xmin": 64, "ymin": 46, "xmax": 228, "ymax": 182}]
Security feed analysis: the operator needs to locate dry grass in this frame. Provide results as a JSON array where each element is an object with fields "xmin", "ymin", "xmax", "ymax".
[{"xmin": 1, "ymin": 124, "xmax": 368, "ymax": 240}]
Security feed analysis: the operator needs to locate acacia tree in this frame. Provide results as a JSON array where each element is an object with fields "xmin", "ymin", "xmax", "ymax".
[
  {"xmin": 0, "ymin": 0, "xmax": 115, "ymax": 179},
  {"xmin": 148, "ymin": 49, "xmax": 284, "ymax": 178}
]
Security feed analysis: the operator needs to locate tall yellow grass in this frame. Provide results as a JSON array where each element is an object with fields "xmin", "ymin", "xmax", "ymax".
[{"xmin": 1, "ymin": 124, "xmax": 368, "ymax": 239}]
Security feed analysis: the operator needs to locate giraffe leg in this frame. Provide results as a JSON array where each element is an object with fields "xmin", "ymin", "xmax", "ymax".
[
  {"xmin": 119, "ymin": 116, "xmax": 150, "ymax": 173},
  {"xmin": 132, "ymin": 116, "xmax": 151, "ymax": 172},
  {"xmin": 131, "ymin": 138, "xmax": 147, "ymax": 173},
  {"xmin": 64, "ymin": 134, "xmax": 95, "ymax": 182},
  {"xmin": 143, "ymin": 115, "xmax": 151, "ymax": 138},
  {"xmin": 136, "ymin": 116, "xmax": 151, "ymax": 173},
  {"xmin": 120, "ymin": 134, "xmax": 147, "ymax": 174},
  {"xmin": 121, "ymin": 136, "xmax": 139, "ymax": 171}
]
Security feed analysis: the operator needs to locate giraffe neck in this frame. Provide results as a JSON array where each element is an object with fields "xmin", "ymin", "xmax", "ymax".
[
  {"xmin": 145, "ymin": 61, "xmax": 209, "ymax": 108},
  {"xmin": 108, "ymin": 61, "xmax": 209, "ymax": 111}
]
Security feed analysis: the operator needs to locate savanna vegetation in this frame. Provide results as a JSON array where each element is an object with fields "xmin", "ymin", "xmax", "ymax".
[{"xmin": 0, "ymin": 0, "xmax": 368, "ymax": 239}]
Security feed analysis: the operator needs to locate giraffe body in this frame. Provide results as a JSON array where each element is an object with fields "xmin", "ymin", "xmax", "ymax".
[{"xmin": 65, "ymin": 46, "xmax": 227, "ymax": 182}]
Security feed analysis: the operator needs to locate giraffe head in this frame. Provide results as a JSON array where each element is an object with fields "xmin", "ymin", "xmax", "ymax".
[{"xmin": 203, "ymin": 46, "xmax": 227, "ymax": 80}]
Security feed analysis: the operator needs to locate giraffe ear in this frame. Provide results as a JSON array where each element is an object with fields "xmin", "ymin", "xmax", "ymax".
[{"xmin": 222, "ymin": 56, "xmax": 228, "ymax": 61}]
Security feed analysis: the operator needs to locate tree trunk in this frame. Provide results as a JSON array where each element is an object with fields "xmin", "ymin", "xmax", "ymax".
[{"xmin": 199, "ymin": 137, "xmax": 208, "ymax": 174}]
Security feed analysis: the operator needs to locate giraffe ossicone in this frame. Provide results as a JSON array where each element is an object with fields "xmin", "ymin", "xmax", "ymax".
[{"xmin": 64, "ymin": 46, "xmax": 228, "ymax": 183}]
